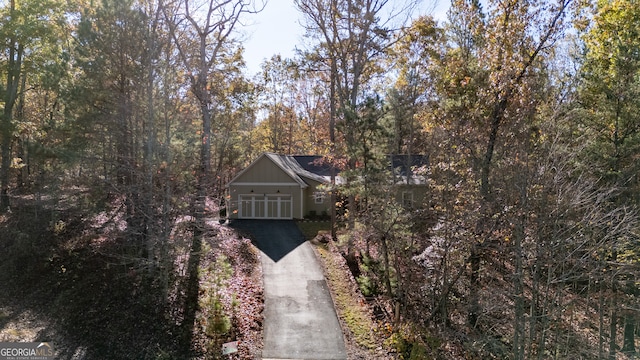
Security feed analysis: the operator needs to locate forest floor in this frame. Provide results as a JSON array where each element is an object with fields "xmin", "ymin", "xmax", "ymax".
[
  {"xmin": 0, "ymin": 193, "xmax": 402, "ymax": 359},
  {"xmin": 2, "ymin": 195, "xmax": 629, "ymax": 360},
  {"xmin": 0, "ymin": 194, "xmax": 263, "ymax": 359}
]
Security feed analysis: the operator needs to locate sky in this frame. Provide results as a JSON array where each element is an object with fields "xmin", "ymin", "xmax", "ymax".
[{"xmin": 241, "ymin": 0, "xmax": 451, "ymax": 76}]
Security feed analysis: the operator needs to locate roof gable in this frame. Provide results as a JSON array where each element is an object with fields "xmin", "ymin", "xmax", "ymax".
[
  {"xmin": 268, "ymin": 154, "xmax": 329, "ymax": 185},
  {"xmin": 228, "ymin": 153, "xmax": 429, "ymax": 188},
  {"xmin": 390, "ymin": 154, "xmax": 429, "ymax": 185},
  {"xmin": 228, "ymin": 153, "xmax": 309, "ymax": 187},
  {"xmin": 292, "ymin": 156, "xmax": 334, "ymax": 177}
]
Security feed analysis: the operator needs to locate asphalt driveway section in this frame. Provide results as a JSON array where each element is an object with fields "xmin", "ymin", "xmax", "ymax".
[
  {"xmin": 231, "ymin": 219, "xmax": 307, "ymax": 263},
  {"xmin": 229, "ymin": 220, "xmax": 347, "ymax": 360}
]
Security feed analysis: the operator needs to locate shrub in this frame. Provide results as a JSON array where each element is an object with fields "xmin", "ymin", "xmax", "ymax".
[
  {"xmin": 198, "ymin": 255, "xmax": 234, "ymax": 354},
  {"xmin": 356, "ymin": 274, "xmax": 378, "ymax": 297}
]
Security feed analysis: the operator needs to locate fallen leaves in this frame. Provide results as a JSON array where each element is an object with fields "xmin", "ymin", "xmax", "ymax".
[{"xmin": 196, "ymin": 225, "xmax": 263, "ymax": 359}]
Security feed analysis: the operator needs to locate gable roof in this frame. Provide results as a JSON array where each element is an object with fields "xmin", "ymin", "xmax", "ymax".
[
  {"xmin": 227, "ymin": 153, "xmax": 330, "ymax": 189},
  {"xmin": 390, "ymin": 154, "xmax": 429, "ymax": 185},
  {"xmin": 291, "ymin": 155, "xmax": 334, "ymax": 177},
  {"xmin": 228, "ymin": 152, "xmax": 429, "ymax": 188},
  {"xmin": 266, "ymin": 153, "xmax": 329, "ymax": 185}
]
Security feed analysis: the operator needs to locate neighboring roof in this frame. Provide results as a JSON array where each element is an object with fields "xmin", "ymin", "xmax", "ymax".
[
  {"xmin": 391, "ymin": 154, "xmax": 429, "ymax": 185},
  {"xmin": 391, "ymin": 154, "xmax": 429, "ymax": 173},
  {"xmin": 294, "ymin": 154, "xmax": 429, "ymax": 179}
]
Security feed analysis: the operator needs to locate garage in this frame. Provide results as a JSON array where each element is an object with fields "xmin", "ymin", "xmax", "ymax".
[
  {"xmin": 239, "ymin": 194, "xmax": 293, "ymax": 219},
  {"xmin": 227, "ymin": 153, "xmax": 331, "ymax": 220}
]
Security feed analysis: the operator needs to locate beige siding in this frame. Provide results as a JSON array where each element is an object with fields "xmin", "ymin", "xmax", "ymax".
[
  {"xmin": 228, "ymin": 184, "xmax": 303, "ymax": 219},
  {"xmin": 394, "ymin": 185, "xmax": 428, "ymax": 208},
  {"xmin": 232, "ymin": 156, "xmax": 297, "ymax": 184},
  {"xmin": 303, "ymin": 178, "xmax": 331, "ymax": 218},
  {"xmin": 227, "ymin": 155, "xmax": 305, "ymax": 219}
]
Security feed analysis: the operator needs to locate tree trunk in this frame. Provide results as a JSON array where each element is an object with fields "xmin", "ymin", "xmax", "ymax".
[
  {"xmin": 468, "ymin": 247, "xmax": 480, "ymax": 328},
  {"xmin": 393, "ymin": 252, "xmax": 404, "ymax": 324},
  {"xmin": 469, "ymin": 97, "xmax": 508, "ymax": 328},
  {"xmin": 514, "ymin": 220, "xmax": 525, "ymax": 360},
  {"xmin": 600, "ymin": 284, "xmax": 605, "ymax": 359},
  {"xmin": 514, "ymin": 130, "xmax": 532, "ymax": 359},
  {"xmin": 1, "ymin": 2, "xmax": 22, "ymax": 211},
  {"xmin": 610, "ymin": 287, "xmax": 618, "ymax": 360},
  {"xmin": 160, "ymin": 68, "xmax": 173, "ymax": 303},
  {"xmin": 0, "ymin": 120, "xmax": 11, "ymax": 211},
  {"xmin": 610, "ymin": 250, "xmax": 619, "ymax": 360},
  {"xmin": 15, "ymin": 74, "xmax": 26, "ymax": 190},
  {"xmin": 379, "ymin": 234, "xmax": 393, "ymax": 298},
  {"xmin": 145, "ymin": 17, "xmax": 158, "ymax": 272},
  {"xmin": 537, "ymin": 269, "xmax": 554, "ymax": 360},
  {"xmin": 529, "ymin": 233, "xmax": 542, "ymax": 359},
  {"xmin": 622, "ymin": 312, "xmax": 636, "ymax": 356},
  {"xmin": 330, "ymin": 58, "xmax": 337, "ymax": 241}
]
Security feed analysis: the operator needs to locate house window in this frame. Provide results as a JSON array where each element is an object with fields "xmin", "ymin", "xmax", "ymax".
[
  {"xmin": 402, "ymin": 191, "xmax": 413, "ymax": 208},
  {"xmin": 313, "ymin": 191, "xmax": 326, "ymax": 204}
]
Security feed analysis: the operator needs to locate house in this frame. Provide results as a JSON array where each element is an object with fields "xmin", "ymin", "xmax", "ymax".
[
  {"xmin": 226, "ymin": 153, "xmax": 332, "ymax": 220},
  {"xmin": 226, "ymin": 152, "xmax": 428, "ymax": 220},
  {"xmin": 389, "ymin": 154, "xmax": 430, "ymax": 209}
]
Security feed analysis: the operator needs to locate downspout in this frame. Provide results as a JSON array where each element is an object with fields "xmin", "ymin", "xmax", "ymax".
[{"xmin": 300, "ymin": 187, "xmax": 304, "ymax": 219}]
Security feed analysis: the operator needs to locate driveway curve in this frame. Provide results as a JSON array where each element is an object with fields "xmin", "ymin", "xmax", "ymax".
[{"xmin": 230, "ymin": 220, "xmax": 347, "ymax": 360}]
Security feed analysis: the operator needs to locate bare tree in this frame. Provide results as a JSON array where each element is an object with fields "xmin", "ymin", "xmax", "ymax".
[
  {"xmin": 295, "ymin": 0, "xmax": 417, "ymax": 244},
  {"xmin": 161, "ymin": 0, "xmax": 264, "ymax": 215},
  {"xmin": 467, "ymin": 0, "xmax": 574, "ymax": 328},
  {"xmin": 160, "ymin": 0, "xmax": 263, "ymax": 347}
]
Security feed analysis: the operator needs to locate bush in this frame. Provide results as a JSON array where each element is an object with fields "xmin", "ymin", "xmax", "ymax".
[
  {"xmin": 385, "ymin": 327, "xmax": 439, "ymax": 360},
  {"xmin": 203, "ymin": 297, "xmax": 231, "ymax": 338},
  {"xmin": 356, "ymin": 274, "xmax": 379, "ymax": 297},
  {"xmin": 409, "ymin": 342, "xmax": 429, "ymax": 360},
  {"xmin": 198, "ymin": 255, "xmax": 234, "ymax": 354},
  {"xmin": 219, "ymin": 206, "xmax": 227, "ymax": 224}
]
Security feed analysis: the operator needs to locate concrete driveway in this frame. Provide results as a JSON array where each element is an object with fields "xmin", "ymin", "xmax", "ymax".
[{"xmin": 230, "ymin": 220, "xmax": 347, "ymax": 360}]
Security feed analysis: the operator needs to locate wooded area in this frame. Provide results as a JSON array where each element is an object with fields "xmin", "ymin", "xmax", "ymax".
[{"xmin": 0, "ymin": 0, "xmax": 639, "ymax": 358}]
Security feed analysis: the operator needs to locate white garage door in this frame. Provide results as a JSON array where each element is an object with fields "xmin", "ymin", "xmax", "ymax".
[{"xmin": 239, "ymin": 194, "xmax": 292, "ymax": 219}]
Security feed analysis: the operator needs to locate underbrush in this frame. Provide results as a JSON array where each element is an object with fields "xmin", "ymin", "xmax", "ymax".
[
  {"xmin": 331, "ymin": 223, "xmax": 640, "ymax": 360},
  {"xmin": 0, "ymin": 198, "xmax": 263, "ymax": 359},
  {"xmin": 314, "ymin": 243, "xmax": 379, "ymax": 350},
  {"xmin": 0, "ymin": 203, "xmax": 183, "ymax": 358},
  {"xmin": 305, "ymin": 225, "xmax": 395, "ymax": 359},
  {"xmin": 194, "ymin": 225, "xmax": 264, "ymax": 359}
]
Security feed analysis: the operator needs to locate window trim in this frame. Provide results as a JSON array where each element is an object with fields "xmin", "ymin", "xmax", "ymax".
[
  {"xmin": 313, "ymin": 191, "xmax": 326, "ymax": 204},
  {"xmin": 402, "ymin": 190, "xmax": 414, "ymax": 208}
]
